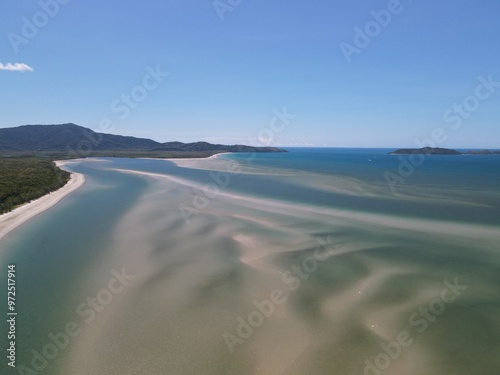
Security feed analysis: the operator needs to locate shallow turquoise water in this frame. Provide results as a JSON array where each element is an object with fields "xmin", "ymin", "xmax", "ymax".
[{"xmin": 1, "ymin": 149, "xmax": 499, "ymax": 374}]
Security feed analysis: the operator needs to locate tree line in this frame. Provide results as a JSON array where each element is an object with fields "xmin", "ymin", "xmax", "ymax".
[{"xmin": 0, "ymin": 158, "xmax": 70, "ymax": 214}]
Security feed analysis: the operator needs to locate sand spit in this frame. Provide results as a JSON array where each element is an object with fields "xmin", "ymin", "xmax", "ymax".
[
  {"xmin": 138, "ymin": 152, "xmax": 232, "ymax": 164},
  {"xmin": 111, "ymin": 168, "xmax": 500, "ymax": 242},
  {"xmin": 170, "ymin": 152, "xmax": 232, "ymax": 162},
  {"xmin": 56, "ymin": 158, "xmax": 110, "ymax": 166},
  {"xmin": 0, "ymin": 168, "xmax": 85, "ymax": 240}
]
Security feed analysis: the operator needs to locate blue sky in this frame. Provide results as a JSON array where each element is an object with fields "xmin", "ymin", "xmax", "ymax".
[{"xmin": 1, "ymin": 0, "xmax": 499, "ymax": 147}]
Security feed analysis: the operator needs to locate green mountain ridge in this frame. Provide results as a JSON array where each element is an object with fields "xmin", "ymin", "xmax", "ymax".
[{"xmin": 0, "ymin": 124, "xmax": 287, "ymax": 157}]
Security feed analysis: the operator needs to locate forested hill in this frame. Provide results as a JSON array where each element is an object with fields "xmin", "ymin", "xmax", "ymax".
[{"xmin": 0, "ymin": 124, "xmax": 287, "ymax": 158}]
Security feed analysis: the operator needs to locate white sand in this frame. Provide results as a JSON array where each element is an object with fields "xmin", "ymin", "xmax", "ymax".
[
  {"xmin": 138, "ymin": 152, "xmax": 233, "ymax": 163},
  {"xmin": 160, "ymin": 152, "xmax": 233, "ymax": 163},
  {"xmin": 206, "ymin": 152, "xmax": 232, "ymax": 159},
  {"xmin": 111, "ymin": 168, "xmax": 500, "ymax": 242},
  {"xmin": 0, "ymin": 167, "xmax": 85, "ymax": 240}
]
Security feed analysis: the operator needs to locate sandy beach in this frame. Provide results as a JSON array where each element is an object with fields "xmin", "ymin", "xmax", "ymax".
[{"xmin": 0, "ymin": 166, "xmax": 85, "ymax": 240}]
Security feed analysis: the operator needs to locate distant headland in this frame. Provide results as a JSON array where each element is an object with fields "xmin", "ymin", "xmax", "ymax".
[
  {"xmin": 389, "ymin": 147, "xmax": 500, "ymax": 155},
  {"xmin": 0, "ymin": 124, "xmax": 288, "ymax": 159}
]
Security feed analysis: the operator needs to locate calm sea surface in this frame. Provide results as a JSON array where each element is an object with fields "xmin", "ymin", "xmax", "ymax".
[{"xmin": 1, "ymin": 148, "xmax": 499, "ymax": 374}]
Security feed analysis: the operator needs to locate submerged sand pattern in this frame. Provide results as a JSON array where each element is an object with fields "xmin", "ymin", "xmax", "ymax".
[
  {"xmin": 59, "ymin": 158, "xmax": 500, "ymax": 375},
  {"xmin": 1, "ymin": 156, "xmax": 498, "ymax": 375}
]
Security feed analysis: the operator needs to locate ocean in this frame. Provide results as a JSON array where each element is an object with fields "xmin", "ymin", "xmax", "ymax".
[{"xmin": 1, "ymin": 148, "xmax": 499, "ymax": 374}]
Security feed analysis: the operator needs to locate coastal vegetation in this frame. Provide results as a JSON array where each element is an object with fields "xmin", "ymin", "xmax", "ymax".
[
  {"xmin": 0, "ymin": 123, "xmax": 288, "ymax": 215},
  {"xmin": 0, "ymin": 158, "xmax": 70, "ymax": 214},
  {"xmin": 0, "ymin": 124, "xmax": 287, "ymax": 159}
]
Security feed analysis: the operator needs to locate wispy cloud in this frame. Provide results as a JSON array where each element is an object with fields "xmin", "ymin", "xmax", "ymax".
[{"xmin": 0, "ymin": 63, "xmax": 34, "ymax": 72}]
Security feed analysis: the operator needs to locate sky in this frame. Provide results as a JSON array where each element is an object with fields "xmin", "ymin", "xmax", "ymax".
[{"xmin": 1, "ymin": 0, "xmax": 499, "ymax": 148}]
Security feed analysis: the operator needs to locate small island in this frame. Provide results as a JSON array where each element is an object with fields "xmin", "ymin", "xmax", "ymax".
[{"xmin": 389, "ymin": 147, "xmax": 500, "ymax": 155}]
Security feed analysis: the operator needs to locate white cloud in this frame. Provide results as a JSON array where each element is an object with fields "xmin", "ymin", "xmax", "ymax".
[{"xmin": 0, "ymin": 63, "xmax": 34, "ymax": 72}]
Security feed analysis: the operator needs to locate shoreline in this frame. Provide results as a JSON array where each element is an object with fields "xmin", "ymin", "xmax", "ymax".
[
  {"xmin": 139, "ymin": 152, "xmax": 233, "ymax": 162},
  {"xmin": 0, "ymin": 165, "xmax": 86, "ymax": 241},
  {"xmin": 166, "ymin": 152, "xmax": 232, "ymax": 162},
  {"xmin": 49, "ymin": 152, "xmax": 235, "ymax": 164},
  {"xmin": 206, "ymin": 152, "xmax": 231, "ymax": 160},
  {"xmin": 0, "ymin": 153, "xmax": 232, "ymax": 241}
]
